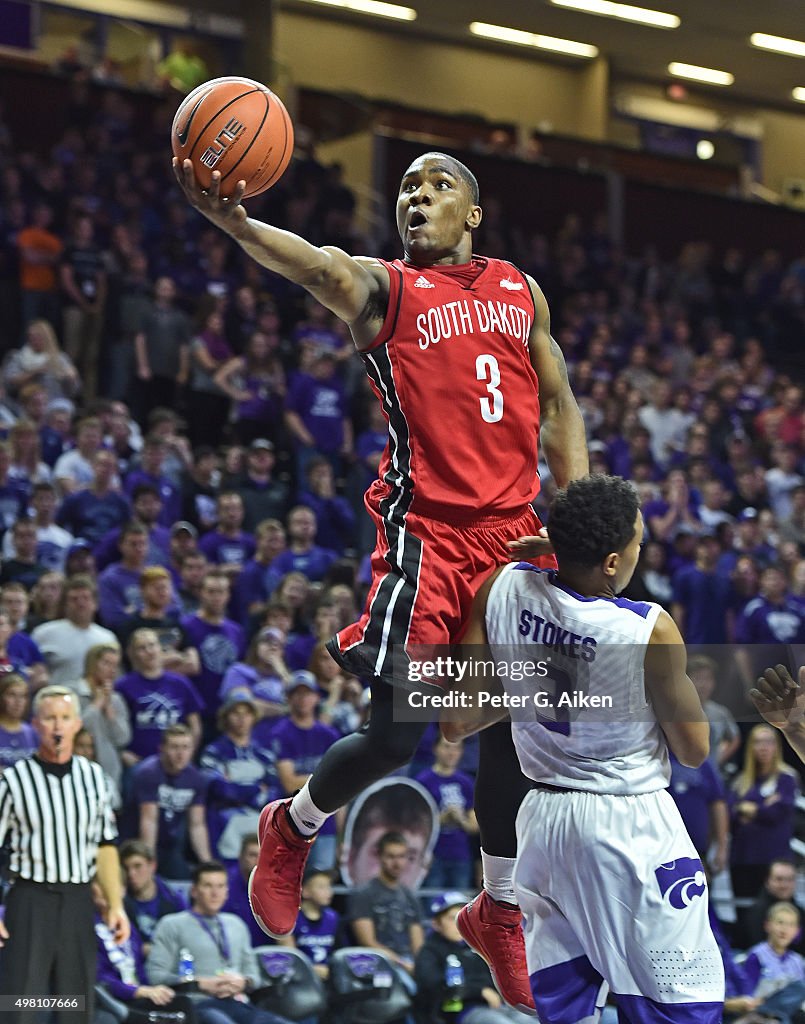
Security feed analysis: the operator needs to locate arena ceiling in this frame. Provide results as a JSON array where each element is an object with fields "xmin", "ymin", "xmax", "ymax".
[{"xmin": 279, "ymin": 0, "xmax": 805, "ymax": 112}]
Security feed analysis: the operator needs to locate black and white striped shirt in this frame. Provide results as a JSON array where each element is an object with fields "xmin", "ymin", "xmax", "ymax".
[{"xmin": 0, "ymin": 755, "xmax": 118, "ymax": 884}]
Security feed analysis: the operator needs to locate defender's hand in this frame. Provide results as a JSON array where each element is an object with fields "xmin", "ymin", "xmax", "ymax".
[{"xmin": 750, "ymin": 665, "xmax": 805, "ymax": 731}]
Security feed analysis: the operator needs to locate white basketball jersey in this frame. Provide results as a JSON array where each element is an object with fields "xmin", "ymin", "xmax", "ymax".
[{"xmin": 485, "ymin": 563, "xmax": 670, "ymax": 794}]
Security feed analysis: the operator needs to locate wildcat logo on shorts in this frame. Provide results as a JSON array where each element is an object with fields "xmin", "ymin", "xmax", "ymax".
[{"xmin": 655, "ymin": 858, "xmax": 707, "ymax": 909}]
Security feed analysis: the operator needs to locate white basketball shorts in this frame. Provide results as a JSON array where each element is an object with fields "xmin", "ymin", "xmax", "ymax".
[{"xmin": 513, "ymin": 786, "xmax": 725, "ymax": 1024}]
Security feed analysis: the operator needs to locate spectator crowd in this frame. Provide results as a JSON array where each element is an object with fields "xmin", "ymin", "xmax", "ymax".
[{"xmin": 0, "ymin": 67, "xmax": 805, "ymax": 1024}]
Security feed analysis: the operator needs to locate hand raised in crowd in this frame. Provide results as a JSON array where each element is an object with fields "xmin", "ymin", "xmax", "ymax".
[
  {"xmin": 750, "ymin": 665, "xmax": 805, "ymax": 732},
  {"xmin": 172, "ymin": 160, "xmax": 248, "ymax": 230},
  {"xmin": 0, "ymin": 918, "xmax": 8, "ymax": 947}
]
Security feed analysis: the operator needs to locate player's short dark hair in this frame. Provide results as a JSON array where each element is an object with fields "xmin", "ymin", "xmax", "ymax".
[
  {"xmin": 410, "ymin": 151, "xmax": 480, "ymax": 205},
  {"xmin": 548, "ymin": 475, "xmax": 640, "ymax": 569}
]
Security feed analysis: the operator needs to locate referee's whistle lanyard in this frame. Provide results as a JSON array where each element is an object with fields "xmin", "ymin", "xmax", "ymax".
[{"xmin": 191, "ymin": 911, "xmax": 232, "ymax": 967}]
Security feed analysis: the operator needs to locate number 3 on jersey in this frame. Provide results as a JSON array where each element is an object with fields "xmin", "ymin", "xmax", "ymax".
[{"xmin": 476, "ymin": 354, "xmax": 504, "ymax": 423}]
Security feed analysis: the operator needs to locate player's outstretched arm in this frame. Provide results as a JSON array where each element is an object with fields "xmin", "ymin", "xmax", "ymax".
[
  {"xmin": 440, "ymin": 568, "xmax": 509, "ymax": 742},
  {"xmin": 644, "ymin": 609, "xmax": 710, "ymax": 767},
  {"xmin": 172, "ymin": 159, "xmax": 387, "ymax": 333},
  {"xmin": 526, "ymin": 278, "xmax": 588, "ymax": 489},
  {"xmin": 751, "ymin": 665, "xmax": 805, "ymax": 763}
]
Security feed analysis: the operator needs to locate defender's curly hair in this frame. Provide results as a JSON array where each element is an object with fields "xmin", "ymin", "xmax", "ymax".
[{"xmin": 548, "ymin": 475, "xmax": 640, "ymax": 569}]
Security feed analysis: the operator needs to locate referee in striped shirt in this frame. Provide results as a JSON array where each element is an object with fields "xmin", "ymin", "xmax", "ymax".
[{"xmin": 0, "ymin": 685, "xmax": 129, "ymax": 1020}]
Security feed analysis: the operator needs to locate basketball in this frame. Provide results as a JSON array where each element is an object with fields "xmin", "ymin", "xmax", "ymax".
[{"xmin": 171, "ymin": 76, "xmax": 294, "ymax": 198}]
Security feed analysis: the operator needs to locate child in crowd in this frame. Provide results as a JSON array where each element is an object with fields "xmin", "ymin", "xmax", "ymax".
[
  {"xmin": 730, "ymin": 902, "xmax": 805, "ymax": 1024},
  {"xmin": 278, "ymin": 867, "xmax": 340, "ymax": 979}
]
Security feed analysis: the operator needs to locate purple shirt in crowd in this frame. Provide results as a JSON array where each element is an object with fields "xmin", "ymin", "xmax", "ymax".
[
  {"xmin": 266, "ymin": 546, "xmax": 338, "ymax": 590},
  {"xmin": 671, "ymin": 565, "xmax": 732, "ymax": 644},
  {"xmin": 743, "ymin": 941, "xmax": 805, "ymax": 994},
  {"xmin": 198, "ymin": 529, "xmax": 256, "ymax": 570},
  {"xmin": 180, "ymin": 614, "xmax": 245, "ymax": 716},
  {"xmin": 124, "ymin": 470, "xmax": 181, "ymax": 526},
  {"xmin": 0, "ymin": 723, "xmax": 37, "ymax": 769},
  {"xmin": 735, "ymin": 596, "xmax": 805, "ymax": 645},
  {"xmin": 56, "ymin": 489, "xmax": 131, "ymax": 545},
  {"xmin": 293, "ymin": 907, "xmax": 340, "ymax": 965},
  {"xmin": 260, "ymin": 717, "xmax": 339, "ymax": 836},
  {"xmin": 219, "ymin": 662, "xmax": 286, "ymax": 710},
  {"xmin": 98, "ymin": 563, "xmax": 146, "ymax": 630},
  {"xmin": 231, "ymin": 558, "xmax": 270, "ymax": 625},
  {"xmin": 131, "ymin": 754, "xmax": 209, "ymax": 847},
  {"xmin": 667, "ymin": 753, "xmax": 726, "ymax": 855},
  {"xmin": 94, "ymin": 524, "xmax": 171, "ymax": 570},
  {"xmin": 415, "ymin": 767, "xmax": 475, "ymax": 861},
  {"xmin": 286, "ymin": 372, "xmax": 346, "ymax": 453},
  {"xmin": 95, "ymin": 915, "xmax": 148, "ymax": 1000},
  {"xmin": 224, "ymin": 862, "xmax": 266, "ymax": 948},
  {"xmin": 115, "ymin": 670, "xmax": 203, "ymax": 758},
  {"xmin": 730, "ymin": 771, "xmax": 799, "ymax": 866},
  {"xmin": 8, "ymin": 632, "xmax": 43, "ymax": 669}
]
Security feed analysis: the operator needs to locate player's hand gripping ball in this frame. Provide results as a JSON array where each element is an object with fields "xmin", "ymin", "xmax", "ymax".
[{"xmin": 171, "ymin": 76, "xmax": 294, "ymax": 198}]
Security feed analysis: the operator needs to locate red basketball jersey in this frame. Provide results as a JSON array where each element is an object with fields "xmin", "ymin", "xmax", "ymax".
[{"xmin": 361, "ymin": 256, "xmax": 541, "ymax": 519}]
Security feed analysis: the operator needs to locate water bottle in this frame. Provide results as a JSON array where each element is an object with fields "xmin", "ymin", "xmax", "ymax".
[
  {"xmin": 442, "ymin": 954, "xmax": 464, "ymax": 1013},
  {"xmin": 177, "ymin": 948, "xmax": 195, "ymax": 982}
]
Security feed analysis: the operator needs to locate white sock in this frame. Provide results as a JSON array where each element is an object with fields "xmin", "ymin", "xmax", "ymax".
[
  {"xmin": 481, "ymin": 850, "xmax": 518, "ymax": 906},
  {"xmin": 289, "ymin": 782, "xmax": 333, "ymax": 837}
]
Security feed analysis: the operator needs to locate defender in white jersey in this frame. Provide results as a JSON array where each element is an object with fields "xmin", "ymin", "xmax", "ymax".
[{"xmin": 443, "ymin": 476, "xmax": 725, "ymax": 1024}]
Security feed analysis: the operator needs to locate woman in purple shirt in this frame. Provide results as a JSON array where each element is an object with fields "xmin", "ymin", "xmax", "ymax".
[
  {"xmin": 730, "ymin": 724, "xmax": 801, "ymax": 899},
  {"xmin": 214, "ymin": 330, "xmax": 287, "ymax": 446},
  {"xmin": 0, "ymin": 673, "xmax": 36, "ymax": 770}
]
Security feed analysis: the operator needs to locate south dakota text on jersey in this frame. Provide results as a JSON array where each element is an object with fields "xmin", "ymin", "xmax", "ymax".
[{"xmin": 416, "ymin": 298, "xmax": 532, "ymax": 350}]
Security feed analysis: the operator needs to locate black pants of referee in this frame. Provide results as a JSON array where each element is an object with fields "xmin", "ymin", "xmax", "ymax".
[{"xmin": 0, "ymin": 880, "xmax": 95, "ymax": 1023}]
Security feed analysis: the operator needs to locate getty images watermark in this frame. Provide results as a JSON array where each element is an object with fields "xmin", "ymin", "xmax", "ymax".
[
  {"xmin": 404, "ymin": 654, "xmax": 613, "ymax": 711},
  {"xmin": 391, "ymin": 642, "xmax": 801, "ymax": 724}
]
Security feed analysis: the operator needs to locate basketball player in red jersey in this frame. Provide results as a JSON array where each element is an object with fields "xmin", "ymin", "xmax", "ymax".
[{"xmin": 174, "ymin": 151, "xmax": 588, "ymax": 1013}]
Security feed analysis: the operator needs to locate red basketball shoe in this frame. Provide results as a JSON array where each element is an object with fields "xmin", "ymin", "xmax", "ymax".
[
  {"xmin": 456, "ymin": 891, "xmax": 536, "ymax": 1016},
  {"xmin": 248, "ymin": 798, "xmax": 315, "ymax": 938}
]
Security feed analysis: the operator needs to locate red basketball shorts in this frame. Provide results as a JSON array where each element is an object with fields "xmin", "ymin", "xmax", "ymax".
[{"xmin": 328, "ymin": 492, "xmax": 556, "ymax": 686}]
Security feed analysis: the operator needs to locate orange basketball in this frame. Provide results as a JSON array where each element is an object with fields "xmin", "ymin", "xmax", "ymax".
[{"xmin": 171, "ymin": 76, "xmax": 294, "ymax": 199}]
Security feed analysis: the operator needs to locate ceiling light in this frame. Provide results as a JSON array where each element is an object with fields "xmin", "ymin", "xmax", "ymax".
[
  {"xmin": 297, "ymin": 0, "xmax": 416, "ymax": 21},
  {"xmin": 793, "ymin": 87, "xmax": 805, "ymax": 102},
  {"xmin": 696, "ymin": 140, "xmax": 715, "ymax": 160},
  {"xmin": 550, "ymin": 0, "xmax": 679, "ymax": 29},
  {"xmin": 668, "ymin": 61, "xmax": 734, "ymax": 86},
  {"xmin": 751, "ymin": 32, "xmax": 805, "ymax": 58},
  {"xmin": 469, "ymin": 21, "xmax": 598, "ymax": 58}
]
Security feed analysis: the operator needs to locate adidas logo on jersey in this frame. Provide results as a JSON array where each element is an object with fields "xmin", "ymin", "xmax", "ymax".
[
  {"xmin": 500, "ymin": 278, "xmax": 524, "ymax": 291},
  {"xmin": 414, "ymin": 275, "xmax": 435, "ymax": 288}
]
